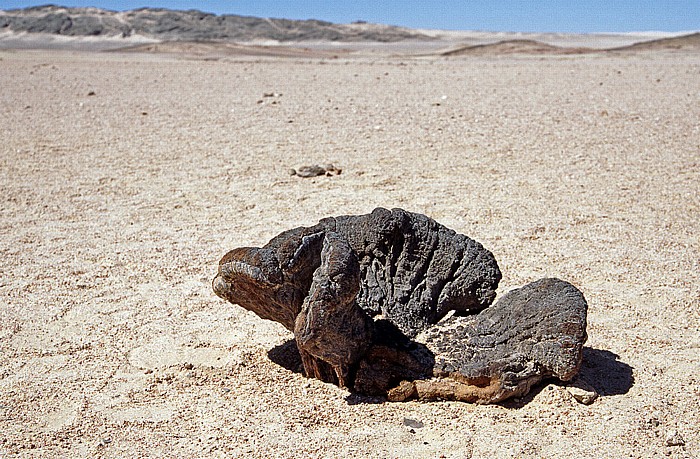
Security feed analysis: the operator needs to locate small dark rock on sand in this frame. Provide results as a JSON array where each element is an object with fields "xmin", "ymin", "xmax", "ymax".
[{"xmin": 290, "ymin": 164, "xmax": 342, "ymax": 177}]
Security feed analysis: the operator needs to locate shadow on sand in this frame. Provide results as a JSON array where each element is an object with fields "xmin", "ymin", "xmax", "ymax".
[
  {"xmin": 267, "ymin": 339, "xmax": 304, "ymax": 375},
  {"xmin": 267, "ymin": 340, "xmax": 393, "ymax": 405},
  {"xmin": 503, "ymin": 346, "xmax": 635, "ymax": 408},
  {"xmin": 578, "ymin": 347, "xmax": 635, "ymax": 396},
  {"xmin": 268, "ymin": 342, "xmax": 635, "ymax": 406}
]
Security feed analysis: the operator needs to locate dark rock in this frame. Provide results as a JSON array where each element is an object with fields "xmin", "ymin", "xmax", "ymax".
[
  {"xmin": 411, "ymin": 278, "xmax": 588, "ymax": 403},
  {"xmin": 212, "ymin": 208, "xmax": 588, "ymax": 404},
  {"xmin": 291, "ymin": 164, "xmax": 342, "ymax": 177},
  {"xmin": 403, "ymin": 417, "xmax": 424, "ymax": 428},
  {"xmin": 664, "ymin": 430, "xmax": 685, "ymax": 447},
  {"xmin": 294, "ymin": 232, "xmax": 373, "ymax": 387},
  {"xmin": 214, "ymin": 208, "xmax": 500, "ymax": 335}
]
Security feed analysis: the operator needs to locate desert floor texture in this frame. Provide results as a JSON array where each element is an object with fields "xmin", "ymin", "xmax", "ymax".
[{"xmin": 0, "ymin": 46, "xmax": 699, "ymax": 458}]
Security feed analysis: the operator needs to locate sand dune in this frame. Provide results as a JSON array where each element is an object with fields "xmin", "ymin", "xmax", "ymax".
[
  {"xmin": 442, "ymin": 33, "xmax": 700, "ymax": 57},
  {"xmin": 442, "ymin": 39, "xmax": 594, "ymax": 56},
  {"xmin": 609, "ymin": 32, "xmax": 700, "ymax": 52}
]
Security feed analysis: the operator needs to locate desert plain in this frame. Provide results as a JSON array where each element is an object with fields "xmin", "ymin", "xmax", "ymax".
[{"xmin": 0, "ymin": 36, "xmax": 699, "ymax": 458}]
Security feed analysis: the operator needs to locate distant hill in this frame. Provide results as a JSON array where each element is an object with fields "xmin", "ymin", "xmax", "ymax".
[
  {"xmin": 442, "ymin": 33, "xmax": 700, "ymax": 57},
  {"xmin": 442, "ymin": 39, "xmax": 593, "ymax": 56},
  {"xmin": 609, "ymin": 32, "xmax": 700, "ymax": 52},
  {"xmin": 1, "ymin": 5, "xmax": 697, "ymax": 55},
  {"xmin": 0, "ymin": 5, "xmax": 430, "ymax": 42}
]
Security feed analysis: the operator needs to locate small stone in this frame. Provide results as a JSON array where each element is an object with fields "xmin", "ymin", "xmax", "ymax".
[
  {"xmin": 322, "ymin": 163, "xmax": 341, "ymax": 176},
  {"xmin": 291, "ymin": 164, "xmax": 342, "ymax": 178},
  {"xmin": 403, "ymin": 417, "xmax": 424, "ymax": 429},
  {"xmin": 87, "ymin": 90, "xmax": 96, "ymax": 96},
  {"xmin": 565, "ymin": 378, "xmax": 599, "ymax": 405},
  {"xmin": 98, "ymin": 438, "xmax": 112, "ymax": 447},
  {"xmin": 293, "ymin": 165, "xmax": 326, "ymax": 177},
  {"xmin": 665, "ymin": 430, "xmax": 685, "ymax": 447}
]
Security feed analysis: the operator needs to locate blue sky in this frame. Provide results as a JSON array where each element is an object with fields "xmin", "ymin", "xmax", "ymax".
[{"xmin": 1, "ymin": 1, "xmax": 698, "ymax": 33}]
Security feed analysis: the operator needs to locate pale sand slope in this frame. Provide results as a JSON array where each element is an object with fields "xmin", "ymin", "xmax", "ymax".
[{"xmin": 0, "ymin": 48, "xmax": 698, "ymax": 458}]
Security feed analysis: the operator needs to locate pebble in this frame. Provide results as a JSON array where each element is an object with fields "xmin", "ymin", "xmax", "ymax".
[
  {"xmin": 565, "ymin": 378, "xmax": 599, "ymax": 405},
  {"xmin": 403, "ymin": 417, "xmax": 424, "ymax": 429},
  {"xmin": 98, "ymin": 438, "xmax": 112, "ymax": 447},
  {"xmin": 664, "ymin": 430, "xmax": 685, "ymax": 447},
  {"xmin": 290, "ymin": 164, "xmax": 342, "ymax": 178}
]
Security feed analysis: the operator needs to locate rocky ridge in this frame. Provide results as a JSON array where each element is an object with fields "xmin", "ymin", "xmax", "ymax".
[{"xmin": 0, "ymin": 5, "xmax": 429, "ymax": 42}]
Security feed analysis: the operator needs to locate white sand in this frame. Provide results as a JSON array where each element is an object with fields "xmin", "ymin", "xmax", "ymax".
[{"xmin": 0, "ymin": 47, "xmax": 698, "ymax": 458}]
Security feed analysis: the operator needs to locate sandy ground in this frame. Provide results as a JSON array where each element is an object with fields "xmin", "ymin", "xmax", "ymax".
[{"xmin": 0, "ymin": 47, "xmax": 699, "ymax": 458}]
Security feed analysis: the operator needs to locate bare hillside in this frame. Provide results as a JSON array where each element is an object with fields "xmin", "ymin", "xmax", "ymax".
[
  {"xmin": 609, "ymin": 32, "xmax": 700, "ymax": 52},
  {"xmin": 442, "ymin": 39, "xmax": 593, "ymax": 56},
  {"xmin": 0, "ymin": 5, "xmax": 429, "ymax": 42}
]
